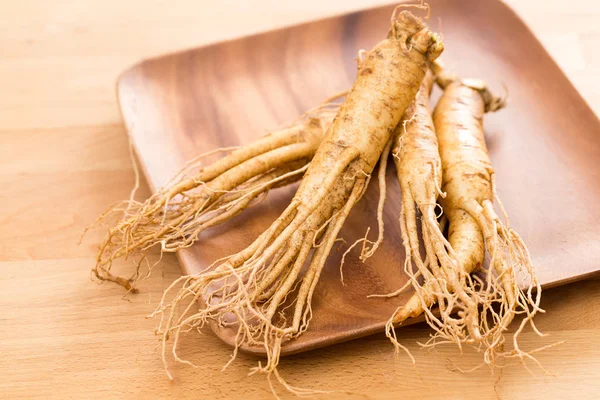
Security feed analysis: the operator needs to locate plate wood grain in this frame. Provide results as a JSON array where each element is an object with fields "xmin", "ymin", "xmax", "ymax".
[{"xmin": 117, "ymin": 0, "xmax": 600, "ymax": 356}]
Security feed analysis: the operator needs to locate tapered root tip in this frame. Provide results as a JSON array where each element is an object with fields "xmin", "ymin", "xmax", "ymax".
[
  {"xmin": 117, "ymin": 277, "xmax": 139, "ymax": 294},
  {"xmin": 392, "ymin": 302, "xmax": 422, "ymax": 325},
  {"xmin": 94, "ymin": 267, "xmax": 139, "ymax": 294}
]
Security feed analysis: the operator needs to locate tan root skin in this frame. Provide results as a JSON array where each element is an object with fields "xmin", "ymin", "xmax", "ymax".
[
  {"xmin": 385, "ymin": 69, "xmax": 485, "ymax": 357},
  {"xmin": 152, "ymin": 10, "xmax": 443, "ymax": 394},
  {"xmin": 430, "ymin": 74, "xmax": 544, "ymax": 369},
  {"xmin": 90, "ymin": 103, "xmax": 341, "ymax": 292}
]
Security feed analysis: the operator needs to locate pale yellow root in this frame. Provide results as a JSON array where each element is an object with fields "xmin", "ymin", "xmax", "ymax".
[
  {"xmin": 360, "ymin": 138, "xmax": 393, "ymax": 261},
  {"xmin": 337, "ymin": 135, "xmax": 392, "ymax": 277},
  {"xmin": 384, "ymin": 68, "xmax": 483, "ymax": 359},
  {"xmin": 151, "ymin": 10, "xmax": 443, "ymax": 394},
  {"xmin": 431, "ymin": 70, "xmax": 544, "ymax": 370}
]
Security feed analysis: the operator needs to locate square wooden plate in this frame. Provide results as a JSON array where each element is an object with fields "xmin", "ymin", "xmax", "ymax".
[{"xmin": 117, "ymin": 0, "xmax": 600, "ymax": 356}]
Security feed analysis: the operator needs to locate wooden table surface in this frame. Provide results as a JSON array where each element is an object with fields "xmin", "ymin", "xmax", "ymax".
[{"xmin": 1, "ymin": 1, "xmax": 599, "ymax": 398}]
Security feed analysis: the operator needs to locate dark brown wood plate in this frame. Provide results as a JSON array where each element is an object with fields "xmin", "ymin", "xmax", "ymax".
[{"xmin": 117, "ymin": 0, "xmax": 600, "ymax": 356}]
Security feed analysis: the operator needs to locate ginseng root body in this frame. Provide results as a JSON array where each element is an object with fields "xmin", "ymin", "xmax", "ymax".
[
  {"xmin": 430, "ymin": 71, "xmax": 543, "ymax": 366},
  {"xmin": 383, "ymin": 70, "xmax": 483, "ymax": 353}
]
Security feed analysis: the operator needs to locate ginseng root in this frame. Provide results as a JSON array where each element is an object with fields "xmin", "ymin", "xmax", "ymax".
[
  {"xmin": 152, "ymin": 10, "xmax": 443, "ymax": 392},
  {"xmin": 384, "ymin": 69, "xmax": 483, "ymax": 355},
  {"xmin": 91, "ymin": 101, "xmax": 341, "ymax": 292},
  {"xmin": 429, "ymin": 68, "xmax": 543, "ymax": 368}
]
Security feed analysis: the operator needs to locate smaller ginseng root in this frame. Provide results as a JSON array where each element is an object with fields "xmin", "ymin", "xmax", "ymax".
[
  {"xmin": 375, "ymin": 68, "xmax": 484, "ymax": 360},
  {"xmin": 433, "ymin": 69, "xmax": 546, "ymax": 370}
]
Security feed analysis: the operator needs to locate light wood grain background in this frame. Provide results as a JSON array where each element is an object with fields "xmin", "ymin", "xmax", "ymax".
[{"xmin": 1, "ymin": 1, "xmax": 599, "ymax": 399}]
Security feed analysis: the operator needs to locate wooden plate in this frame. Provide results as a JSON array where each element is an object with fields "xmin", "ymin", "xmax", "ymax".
[{"xmin": 117, "ymin": 0, "xmax": 600, "ymax": 356}]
